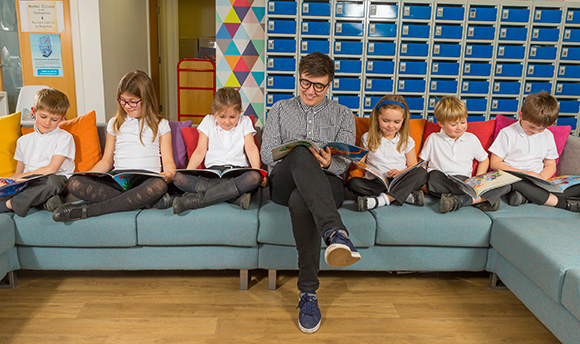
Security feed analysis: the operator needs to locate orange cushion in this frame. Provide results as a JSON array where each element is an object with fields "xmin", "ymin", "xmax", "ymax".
[{"xmin": 0, "ymin": 112, "xmax": 22, "ymax": 177}]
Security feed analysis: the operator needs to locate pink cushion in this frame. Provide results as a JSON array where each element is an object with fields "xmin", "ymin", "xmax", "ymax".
[
  {"xmin": 180, "ymin": 126, "xmax": 204, "ymax": 169},
  {"xmin": 169, "ymin": 120, "xmax": 193, "ymax": 169}
]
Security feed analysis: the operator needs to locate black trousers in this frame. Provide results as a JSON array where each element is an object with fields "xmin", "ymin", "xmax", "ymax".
[
  {"xmin": 0, "ymin": 174, "xmax": 66, "ymax": 217},
  {"xmin": 269, "ymin": 146, "xmax": 347, "ymax": 292},
  {"xmin": 347, "ymin": 167, "xmax": 428, "ymax": 205},
  {"xmin": 427, "ymin": 170, "xmax": 510, "ymax": 204},
  {"xmin": 511, "ymin": 180, "xmax": 580, "ymax": 205}
]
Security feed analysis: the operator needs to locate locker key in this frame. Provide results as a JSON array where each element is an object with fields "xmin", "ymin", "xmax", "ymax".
[
  {"xmin": 301, "ymin": 41, "xmax": 308, "ymax": 51},
  {"xmin": 525, "ymin": 84, "xmax": 532, "ymax": 92},
  {"xmin": 404, "ymin": 6, "xmax": 410, "ymax": 16},
  {"xmin": 565, "ymin": 30, "xmax": 571, "ymax": 39},
  {"xmin": 436, "ymin": 26, "xmax": 442, "ymax": 36},
  {"xmin": 560, "ymin": 66, "xmax": 566, "ymax": 75},
  {"xmin": 496, "ymin": 65, "xmax": 503, "ymax": 74},
  {"xmin": 370, "ymin": 5, "xmax": 377, "ymax": 16},
  {"xmin": 431, "ymin": 81, "xmax": 438, "ymax": 91},
  {"xmin": 429, "ymin": 99, "xmax": 436, "ymax": 108},
  {"xmin": 494, "ymin": 83, "xmax": 500, "ymax": 92},
  {"xmin": 500, "ymin": 28, "xmax": 507, "ymax": 38},
  {"xmin": 268, "ymin": 21, "xmax": 275, "ymax": 31},
  {"xmin": 399, "ymin": 80, "xmax": 405, "ymax": 90},
  {"xmin": 400, "ymin": 62, "xmax": 407, "ymax": 72},
  {"xmin": 437, "ymin": 8, "xmax": 444, "ymax": 17},
  {"xmin": 470, "ymin": 9, "xmax": 476, "ymax": 18},
  {"xmin": 365, "ymin": 98, "xmax": 371, "ymax": 107},
  {"xmin": 465, "ymin": 64, "xmax": 471, "ymax": 73},
  {"xmin": 335, "ymin": 42, "xmax": 342, "ymax": 52},
  {"xmin": 337, "ymin": 4, "xmax": 343, "ymax": 14},
  {"xmin": 267, "ymin": 59, "xmax": 274, "ymax": 68},
  {"xmin": 466, "ymin": 46, "xmax": 472, "ymax": 55},
  {"xmin": 267, "ymin": 77, "xmax": 274, "ymax": 87},
  {"xmin": 530, "ymin": 47, "xmax": 536, "ymax": 57},
  {"xmin": 366, "ymin": 80, "xmax": 373, "ymax": 89},
  {"xmin": 497, "ymin": 46, "xmax": 505, "ymax": 56},
  {"xmin": 528, "ymin": 65, "xmax": 535, "ymax": 75},
  {"xmin": 367, "ymin": 61, "xmax": 374, "ymax": 71},
  {"xmin": 492, "ymin": 100, "xmax": 498, "ymax": 109},
  {"xmin": 268, "ymin": 40, "xmax": 274, "ymax": 50},
  {"xmin": 336, "ymin": 23, "xmax": 342, "ymax": 33},
  {"xmin": 568, "ymin": 11, "xmax": 574, "ymax": 21},
  {"xmin": 334, "ymin": 79, "xmax": 340, "ymax": 88},
  {"xmin": 303, "ymin": 3, "xmax": 309, "ymax": 13},
  {"xmin": 557, "ymin": 84, "xmax": 563, "ymax": 93},
  {"xmin": 502, "ymin": 9, "xmax": 509, "ymax": 19},
  {"xmin": 462, "ymin": 82, "xmax": 469, "ymax": 92},
  {"xmin": 432, "ymin": 63, "xmax": 439, "ymax": 73},
  {"xmin": 302, "ymin": 22, "xmax": 309, "ymax": 32},
  {"xmin": 369, "ymin": 24, "xmax": 375, "ymax": 34},
  {"xmin": 403, "ymin": 26, "xmax": 409, "ymax": 35},
  {"xmin": 368, "ymin": 43, "xmax": 375, "ymax": 53},
  {"xmin": 267, "ymin": 95, "xmax": 273, "ymax": 104},
  {"xmin": 535, "ymin": 10, "xmax": 542, "ymax": 20},
  {"xmin": 269, "ymin": 3, "xmax": 275, "ymax": 12},
  {"xmin": 335, "ymin": 61, "xmax": 341, "ymax": 70},
  {"xmin": 434, "ymin": 45, "xmax": 440, "ymax": 55},
  {"xmin": 468, "ymin": 27, "xmax": 474, "ymax": 37},
  {"xmin": 401, "ymin": 44, "xmax": 408, "ymax": 54},
  {"xmin": 562, "ymin": 48, "xmax": 569, "ymax": 57},
  {"xmin": 532, "ymin": 29, "xmax": 539, "ymax": 39}
]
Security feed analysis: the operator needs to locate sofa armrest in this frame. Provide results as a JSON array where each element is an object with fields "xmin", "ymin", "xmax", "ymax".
[{"xmin": 557, "ymin": 135, "xmax": 580, "ymax": 176}]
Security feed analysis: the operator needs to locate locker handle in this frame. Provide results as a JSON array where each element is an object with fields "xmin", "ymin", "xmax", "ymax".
[
  {"xmin": 559, "ymin": 66, "xmax": 566, "ymax": 75},
  {"xmin": 303, "ymin": 3, "xmax": 309, "ymax": 13}
]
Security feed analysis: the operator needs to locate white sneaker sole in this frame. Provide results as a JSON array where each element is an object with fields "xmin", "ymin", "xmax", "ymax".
[
  {"xmin": 324, "ymin": 244, "xmax": 361, "ymax": 267},
  {"xmin": 298, "ymin": 318, "xmax": 321, "ymax": 334}
]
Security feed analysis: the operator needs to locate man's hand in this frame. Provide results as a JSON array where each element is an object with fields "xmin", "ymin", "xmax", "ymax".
[{"xmin": 309, "ymin": 146, "xmax": 332, "ymax": 169}]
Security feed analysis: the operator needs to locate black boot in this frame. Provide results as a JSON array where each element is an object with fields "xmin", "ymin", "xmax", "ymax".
[{"xmin": 173, "ymin": 179, "xmax": 241, "ymax": 214}]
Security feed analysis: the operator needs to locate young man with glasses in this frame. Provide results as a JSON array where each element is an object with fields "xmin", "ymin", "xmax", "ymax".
[{"xmin": 261, "ymin": 52, "xmax": 359, "ymax": 334}]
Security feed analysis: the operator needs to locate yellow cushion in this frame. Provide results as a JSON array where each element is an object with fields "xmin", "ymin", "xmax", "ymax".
[{"xmin": 0, "ymin": 112, "xmax": 22, "ymax": 177}]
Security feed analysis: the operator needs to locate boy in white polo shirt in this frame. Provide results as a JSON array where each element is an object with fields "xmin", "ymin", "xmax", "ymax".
[
  {"xmin": 420, "ymin": 96, "xmax": 509, "ymax": 213},
  {"xmin": 490, "ymin": 91, "xmax": 580, "ymax": 212},
  {"xmin": 0, "ymin": 88, "xmax": 75, "ymax": 217}
]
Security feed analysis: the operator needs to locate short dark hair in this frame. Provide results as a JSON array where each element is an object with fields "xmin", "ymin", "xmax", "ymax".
[
  {"xmin": 521, "ymin": 91, "xmax": 559, "ymax": 128},
  {"xmin": 298, "ymin": 52, "xmax": 334, "ymax": 80}
]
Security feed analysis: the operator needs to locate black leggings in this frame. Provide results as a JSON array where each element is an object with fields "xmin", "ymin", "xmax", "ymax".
[
  {"xmin": 173, "ymin": 167, "xmax": 261, "ymax": 195},
  {"xmin": 347, "ymin": 167, "xmax": 428, "ymax": 205}
]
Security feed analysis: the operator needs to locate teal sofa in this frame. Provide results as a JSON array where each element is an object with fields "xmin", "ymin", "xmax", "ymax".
[{"xmin": 1, "ymin": 126, "xmax": 579, "ymax": 343}]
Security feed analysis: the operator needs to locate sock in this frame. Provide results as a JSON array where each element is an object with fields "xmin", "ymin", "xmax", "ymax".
[
  {"xmin": 405, "ymin": 193, "xmax": 415, "ymax": 203},
  {"xmin": 0, "ymin": 201, "xmax": 11, "ymax": 213},
  {"xmin": 367, "ymin": 193, "xmax": 390, "ymax": 209},
  {"xmin": 556, "ymin": 196, "xmax": 569, "ymax": 209}
]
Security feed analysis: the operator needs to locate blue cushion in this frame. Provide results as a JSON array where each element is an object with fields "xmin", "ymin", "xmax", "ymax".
[
  {"xmin": 490, "ymin": 217, "xmax": 580, "ymax": 304},
  {"xmin": 373, "ymin": 196, "xmax": 492, "ymax": 247},
  {"xmin": 137, "ymin": 196, "xmax": 259, "ymax": 247},
  {"xmin": 14, "ymin": 208, "xmax": 139, "ymax": 247},
  {"xmin": 484, "ymin": 202, "xmax": 580, "ymax": 221},
  {"xmin": 562, "ymin": 267, "xmax": 580, "ymax": 322},
  {"xmin": 0, "ymin": 214, "xmax": 15, "ymax": 255}
]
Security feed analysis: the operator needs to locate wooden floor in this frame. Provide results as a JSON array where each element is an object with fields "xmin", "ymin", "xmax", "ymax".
[{"xmin": 0, "ymin": 270, "xmax": 560, "ymax": 344}]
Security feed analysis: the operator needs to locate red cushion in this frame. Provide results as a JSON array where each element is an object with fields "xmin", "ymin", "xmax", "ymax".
[{"xmin": 180, "ymin": 127, "xmax": 204, "ymax": 169}]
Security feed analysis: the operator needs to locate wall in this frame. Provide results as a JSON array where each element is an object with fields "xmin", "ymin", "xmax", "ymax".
[{"xmin": 178, "ymin": 0, "xmax": 215, "ymax": 39}]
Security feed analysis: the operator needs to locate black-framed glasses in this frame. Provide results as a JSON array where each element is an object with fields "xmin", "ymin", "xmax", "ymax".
[
  {"xmin": 299, "ymin": 78, "xmax": 330, "ymax": 93},
  {"xmin": 117, "ymin": 98, "xmax": 142, "ymax": 108}
]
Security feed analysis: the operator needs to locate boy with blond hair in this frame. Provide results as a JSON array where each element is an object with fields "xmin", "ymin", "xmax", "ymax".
[
  {"xmin": 0, "ymin": 88, "xmax": 75, "ymax": 216},
  {"xmin": 420, "ymin": 96, "xmax": 508, "ymax": 213},
  {"xmin": 490, "ymin": 91, "xmax": 580, "ymax": 212}
]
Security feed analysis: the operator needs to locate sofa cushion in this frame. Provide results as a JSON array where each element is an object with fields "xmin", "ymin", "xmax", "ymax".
[
  {"xmin": 562, "ymin": 267, "xmax": 580, "ymax": 323},
  {"xmin": 169, "ymin": 120, "xmax": 193, "ymax": 169},
  {"xmin": 558, "ymin": 135, "xmax": 580, "ymax": 176},
  {"xmin": 0, "ymin": 112, "xmax": 21, "ymax": 177},
  {"xmin": 373, "ymin": 196, "xmax": 492, "ymax": 247},
  {"xmin": 0, "ymin": 214, "xmax": 15, "ymax": 256},
  {"xmin": 490, "ymin": 217, "xmax": 580, "ymax": 304},
  {"xmin": 137, "ymin": 196, "xmax": 260, "ymax": 247},
  {"xmin": 257, "ymin": 189, "xmax": 376, "ymax": 247},
  {"xmin": 483, "ymin": 202, "xmax": 580, "ymax": 221},
  {"xmin": 14, "ymin": 208, "xmax": 139, "ymax": 247}
]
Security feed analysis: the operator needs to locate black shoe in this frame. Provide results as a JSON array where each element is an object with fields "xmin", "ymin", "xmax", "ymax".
[
  {"xmin": 150, "ymin": 193, "xmax": 171, "ymax": 209},
  {"xmin": 357, "ymin": 196, "xmax": 379, "ymax": 212},
  {"xmin": 566, "ymin": 199, "xmax": 580, "ymax": 213},
  {"xmin": 474, "ymin": 199, "xmax": 500, "ymax": 212},
  {"xmin": 406, "ymin": 190, "xmax": 425, "ymax": 206},
  {"xmin": 172, "ymin": 193, "xmax": 202, "ymax": 214},
  {"xmin": 232, "ymin": 193, "xmax": 251, "ymax": 210},
  {"xmin": 507, "ymin": 191, "xmax": 528, "ymax": 206},
  {"xmin": 42, "ymin": 195, "xmax": 63, "ymax": 212},
  {"xmin": 439, "ymin": 193, "xmax": 462, "ymax": 214},
  {"xmin": 52, "ymin": 203, "xmax": 89, "ymax": 222}
]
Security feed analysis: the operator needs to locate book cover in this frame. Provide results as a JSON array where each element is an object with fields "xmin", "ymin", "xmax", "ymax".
[
  {"xmin": 175, "ymin": 167, "xmax": 267, "ymax": 179},
  {"xmin": 353, "ymin": 160, "xmax": 426, "ymax": 192},
  {"xmin": 0, "ymin": 174, "xmax": 49, "ymax": 197},
  {"xmin": 74, "ymin": 170, "xmax": 162, "ymax": 191},
  {"xmin": 454, "ymin": 170, "xmax": 521, "ymax": 199},
  {"xmin": 271, "ymin": 140, "xmax": 367, "ymax": 161}
]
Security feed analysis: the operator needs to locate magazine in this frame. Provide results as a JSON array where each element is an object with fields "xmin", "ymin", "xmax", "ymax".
[
  {"xmin": 507, "ymin": 171, "xmax": 580, "ymax": 194},
  {"xmin": 271, "ymin": 140, "xmax": 368, "ymax": 161},
  {"xmin": 0, "ymin": 174, "xmax": 50, "ymax": 197},
  {"xmin": 353, "ymin": 160, "xmax": 426, "ymax": 192},
  {"xmin": 447, "ymin": 170, "xmax": 522, "ymax": 199},
  {"xmin": 175, "ymin": 167, "xmax": 267, "ymax": 179},
  {"xmin": 73, "ymin": 170, "xmax": 163, "ymax": 191}
]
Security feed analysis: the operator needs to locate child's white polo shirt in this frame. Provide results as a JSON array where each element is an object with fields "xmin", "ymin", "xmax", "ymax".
[
  {"xmin": 419, "ymin": 129, "xmax": 487, "ymax": 177},
  {"xmin": 489, "ymin": 121, "xmax": 558, "ymax": 174},
  {"xmin": 198, "ymin": 115, "xmax": 256, "ymax": 168},
  {"xmin": 361, "ymin": 132, "xmax": 415, "ymax": 180}
]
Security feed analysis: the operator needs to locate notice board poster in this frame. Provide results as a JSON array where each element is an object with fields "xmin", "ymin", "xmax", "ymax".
[
  {"xmin": 19, "ymin": 1, "xmax": 65, "ymax": 33},
  {"xmin": 30, "ymin": 33, "xmax": 63, "ymax": 77}
]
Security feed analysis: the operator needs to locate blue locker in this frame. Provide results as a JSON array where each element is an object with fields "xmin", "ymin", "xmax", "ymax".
[
  {"xmin": 491, "ymin": 99, "xmax": 519, "ymax": 112},
  {"xmin": 557, "ymin": 117, "xmax": 577, "ymax": 130},
  {"xmin": 268, "ymin": 1, "xmax": 297, "ymax": 15},
  {"xmin": 558, "ymin": 65, "xmax": 580, "ymax": 78},
  {"xmin": 436, "ymin": 6, "xmax": 465, "ymax": 21},
  {"xmin": 399, "ymin": 61, "xmax": 427, "ymax": 75},
  {"xmin": 267, "ymin": 57, "xmax": 296, "ymax": 72},
  {"xmin": 461, "ymin": 80, "xmax": 489, "ymax": 94},
  {"xmin": 336, "ymin": 2, "xmax": 364, "ymax": 18},
  {"xmin": 468, "ymin": 116, "xmax": 486, "ymax": 122},
  {"xmin": 401, "ymin": 25, "xmax": 430, "ymax": 39},
  {"xmin": 366, "ymin": 79, "xmax": 394, "ymax": 92},
  {"xmin": 555, "ymin": 83, "xmax": 580, "ymax": 96},
  {"xmin": 400, "ymin": 43, "xmax": 429, "ymax": 57},
  {"xmin": 300, "ymin": 40, "xmax": 329, "ymax": 54},
  {"xmin": 495, "ymin": 63, "xmax": 523, "ymax": 77},
  {"xmin": 563, "ymin": 29, "xmax": 580, "ymax": 43},
  {"xmin": 367, "ymin": 42, "xmax": 396, "ymax": 56},
  {"xmin": 433, "ymin": 44, "xmax": 461, "ymax": 58},
  {"xmin": 363, "ymin": 96, "xmax": 382, "ymax": 110},
  {"xmin": 524, "ymin": 82, "xmax": 552, "ymax": 94},
  {"xmin": 266, "ymin": 93, "xmax": 294, "ymax": 106},
  {"xmin": 410, "ymin": 114, "xmax": 424, "ymax": 120},
  {"xmin": 528, "ymin": 46, "xmax": 557, "ymax": 60},
  {"xmin": 301, "ymin": 2, "xmax": 330, "ymax": 16},
  {"xmin": 527, "ymin": 64, "xmax": 554, "ymax": 78},
  {"xmin": 397, "ymin": 79, "xmax": 425, "ymax": 93},
  {"xmin": 493, "ymin": 81, "xmax": 521, "ymax": 95},
  {"xmin": 468, "ymin": 7, "xmax": 497, "ymax": 21},
  {"xmin": 267, "ymin": 76, "xmax": 295, "ymax": 90},
  {"xmin": 335, "ymin": 22, "xmax": 363, "ymax": 36},
  {"xmin": 463, "ymin": 98, "xmax": 488, "ymax": 112},
  {"xmin": 434, "ymin": 25, "xmax": 463, "ymax": 39},
  {"xmin": 333, "ymin": 96, "xmax": 360, "ymax": 109},
  {"xmin": 405, "ymin": 97, "xmax": 424, "ymax": 111},
  {"xmin": 559, "ymin": 100, "xmax": 580, "ymax": 114},
  {"xmin": 497, "ymin": 45, "xmax": 525, "ymax": 59},
  {"xmin": 366, "ymin": 60, "xmax": 395, "ymax": 74},
  {"xmin": 268, "ymin": 20, "xmax": 296, "ymax": 34},
  {"xmin": 463, "ymin": 63, "xmax": 492, "ymax": 77},
  {"xmin": 464, "ymin": 45, "xmax": 493, "ymax": 58},
  {"xmin": 301, "ymin": 21, "xmax": 330, "ymax": 35},
  {"xmin": 533, "ymin": 9, "xmax": 562, "ymax": 23},
  {"xmin": 368, "ymin": 23, "xmax": 397, "ymax": 37},
  {"xmin": 333, "ymin": 78, "xmax": 361, "ymax": 92},
  {"xmin": 402, "ymin": 5, "xmax": 431, "ymax": 20},
  {"xmin": 466, "ymin": 26, "xmax": 495, "ymax": 40},
  {"xmin": 499, "ymin": 27, "xmax": 528, "ymax": 41},
  {"xmin": 430, "ymin": 80, "xmax": 458, "ymax": 93},
  {"xmin": 531, "ymin": 28, "xmax": 560, "ymax": 42},
  {"xmin": 334, "ymin": 41, "xmax": 363, "ymax": 55},
  {"xmin": 501, "ymin": 8, "xmax": 530, "ymax": 22},
  {"xmin": 334, "ymin": 60, "xmax": 362, "ymax": 74},
  {"xmin": 431, "ymin": 62, "xmax": 459, "ymax": 76},
  {"xmin": 369, "ymin": 4, "xmax": 398, "ymax": 18},
  {"xmin": 267, "ymin": 39, "xmax": 296, "ymax": 53},
  {"xmin": 566, "ymin": 10, "xmax": 580, "ymax": 24},
  {"xmin": 561, "ymin": 47, "xmax": 580, "ymax": 60}
]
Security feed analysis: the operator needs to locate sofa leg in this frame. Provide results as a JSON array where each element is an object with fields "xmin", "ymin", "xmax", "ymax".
[
  {"xmin": 489, "ymin": 273, "xmax": 508, "ymax": 290},
  {"xmin": 0, "ymin": 271, "xmax": 17, "ymax": 289},
  {"xmin": 268, "ymin": 269, "xmax": 277, "ymax": 290},
  {"xmin": 239, "ymin": 269, "xmax": 249, "ymax": 290}
]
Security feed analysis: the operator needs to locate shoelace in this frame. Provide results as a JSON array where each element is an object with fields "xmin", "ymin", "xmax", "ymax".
[{"xmin": 297, "ymin": 294, "xmax": 317, "ymax": 315}]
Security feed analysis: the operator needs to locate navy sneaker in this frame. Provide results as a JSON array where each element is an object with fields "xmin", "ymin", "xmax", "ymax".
[
  {"xmin": 297, "ymin": 292, "xmax": 321, "ymax": 334},
  {"xmin": 324, "ymin": 229, "xmax": 361, "ymax": 267}
]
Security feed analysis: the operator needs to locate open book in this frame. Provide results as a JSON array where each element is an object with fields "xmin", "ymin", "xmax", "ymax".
[
  {"xmin": 0, "ymin": 174, "xmax": 50, "ymax": 197},
  {"xmin": 446, "ymin": 170, "xmax": 522, "ymax": 199},
  {"xmin": 271, "ymin": 140, "xmax": 368, "ymax": 161},
  {"xmin": 73, "ymin": 170, "xmax": 163, "ymax": 191},
  {"xmin": 175, "ymin": 167, "xmax": 267, "ymax": 179},
  {"xmin": 506, "ymin": 172, "xmax": 580, "ymax": 194},
  {"xmin": 353, "ymin": 160, "xmax": 426, "ymax": 192}
]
